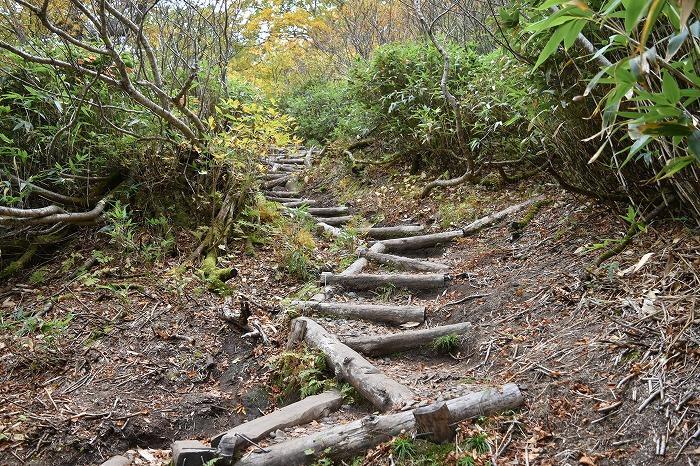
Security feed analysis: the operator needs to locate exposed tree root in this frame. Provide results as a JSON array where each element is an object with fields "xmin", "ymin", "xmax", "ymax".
[
  {"xmin": 420, "ymin": 170, "xmax": 473, "ymax": 198},
  {"xmin": 510, "ymin": 198, "xmax": 553, "ymax": 237},
  {"xmin": 0, "ymin": 243, "xmax": 39, "ymax": 279},
  {"xmin": 594, "ymin": 196, "xmax": 672, "ymax": 268},
  {"xmin": 547, "ymin": 164, "xmax": 627, "ymax": 202},
  {"xmin": 346, "ymin": 138, "xmax": 374, "ymax": 152}
]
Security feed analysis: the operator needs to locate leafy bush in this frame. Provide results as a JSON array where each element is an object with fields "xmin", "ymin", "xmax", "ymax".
[
  {"xmin": 343, "ymin": 41, "xmax": 546, "ymax": 173},
  {"xmin": 269, "ymin": 347, "xmax": 335, "ymax": 400},
  {"xmin": 281, "ymin": 80, "xmax": 356, "ymax": 144},
  {"xmin": 515, "ymin": 0, "xmax": 700, "ymax": 221}
]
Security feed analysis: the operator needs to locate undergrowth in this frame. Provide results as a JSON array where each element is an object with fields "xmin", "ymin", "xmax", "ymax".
[{"xmin": 268, "ymin": 346, "xmax": 356, "ymax": 402}]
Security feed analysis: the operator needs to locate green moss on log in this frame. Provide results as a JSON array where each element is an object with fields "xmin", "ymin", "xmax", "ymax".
[
  {"xmin": 200, "ymin": 249, "xmax": 236, "ymax": 294},
  {"xmin": 0, "ymin": 243, "xmax": 39, "ymax": 279}
]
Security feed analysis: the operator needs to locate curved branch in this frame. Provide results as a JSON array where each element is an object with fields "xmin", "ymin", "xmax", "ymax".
[
  {"xmin": 0, "ymin": 205, "xmax": 66, "ymax": 218},
  {"xmin": 4, "ymin": 173, "xmax": 90, "ymax": 206},
  {"xmin": 420, "ymin": 170, "xmax": 473, "ymax": 198}
]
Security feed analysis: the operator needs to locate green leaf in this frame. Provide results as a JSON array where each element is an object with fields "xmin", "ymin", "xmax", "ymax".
[
  {"xmin": 623, "ymin": 0, "xmax": 649, "ymax": 33},
  {"xmin": 666, "ymin": 27, "xmax": 689, "ymax": 60},
  {"xmin": 537, "ymin": 0, "xmax": 568, "ymax": 10},
  {"xmin": 564, "ymin": 20, "xmax": 587, "ymax": 49},
  {"xmin": 640, "ymin": 121, "xmax": 693, "ymax": 136},
  {"xmin": 533, "ymin": 25, "xmax": 568, "ymax": 69},
  {"xmin": 584, "ymin": 67, "xmax": 611, "ymax": 96},
  {"xmin": 622, "ymin": 135, "xmax": 652, "ymax": 168},
  {"xmin": 689, "ymin": 130, "xmax": 700, "ymax": 160},
  {"xmin": 654, "ymin": 155, "xmax": 697, "ymax": 179},
  {"xmin": 639, "ymin": 0, "xmax": 667, "ymax": 50},
  {"xmin": 662, "ymin": 72, "xmax": 681, "ymax": 103}
]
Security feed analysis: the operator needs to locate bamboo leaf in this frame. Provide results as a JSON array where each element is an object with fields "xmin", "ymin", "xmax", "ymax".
[
  {"xmin": 662, "ymin": 72, "xmax": 681, "ymax": 103},
  {"xmin": 654, "ymin": 155, "xmax": 696, "ymax": 179}
]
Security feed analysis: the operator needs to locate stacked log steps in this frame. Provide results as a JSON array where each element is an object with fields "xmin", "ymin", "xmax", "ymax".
[{"xmin": 158, "ymin": 148, "xmax": 547, "ymax": 466}]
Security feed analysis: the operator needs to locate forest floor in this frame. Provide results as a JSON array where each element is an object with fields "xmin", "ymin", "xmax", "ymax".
[{"xmin": 0, "ymin": 156, "xmax": 698, "ymax": 465}]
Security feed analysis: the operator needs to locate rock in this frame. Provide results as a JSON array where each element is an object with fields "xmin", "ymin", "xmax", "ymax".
[
  {"xmin": 100, "ymin": 456, "xmax": 131, "ymax": 466},
  {"xmin": 170, "ymin": 440, "xmax": 217, "ymax": 466}
]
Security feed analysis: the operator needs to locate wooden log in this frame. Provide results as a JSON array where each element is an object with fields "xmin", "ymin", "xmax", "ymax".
[
  {"xmin": 414, "ymin": 402, "xmax": 455, "ymax": 443},
  {"xmin": 339, "ymin": 242, "xmax": 386, "ymax": 276},
  {"xmin": 378, "ymin": 230, "xmax": 463, "ymax": 252},
  {"xmin": 292, "ymin": 317, "xmax": 414, "ymax": 411},
  {"xmin": 233, "ymin": 384, "xmax": 523, "ymax": 465},
  {"xmin": 270, "ymin": 164, "xmax": 301, "ymax": 173},
  {"xmin": 358, "ymin": 225, "xmax": 424, "ymax": 240},
  {"xmin": 213, "ymin": 390, "xmax": 343, "ymax": 456},
  {"xmin": 271, "ymin": 157, "xmax": 306, "ymax": 164},
  {"xmin": 292, "ymin": 301, "xmax": 425, "ymax": 325},
  {"xmin": 313, "ymin": 215, "xmax": 352, "ymax": 226},
  {"xmin": 263, "ymin": 175, "xmax": 291, "ymax": 189},
  {"xmin": 286, "ymin": 318, "xmax": 308, "ymax": 349},
  {"xmin": 316, "ymin": 222, "xmax": 342, "ymax": 238},
  {"xmin": 342, "ymin": 322, "xmax": 473, "ymax": 356},
  {"xmin": 309, "ymin": 243, "xmax": 386, "ymax": 302},
  {"xmin": 462, "ymin": 195, "xmax": 545, "ymax": 235},
  {"xmin": 320, "ymin": 272, "xmax": 448, "ymax": 291},
  {"xmin": 357, "ymin": 247, "xmax": 449, "ymax": 273},
  {"xmin": 264, "ymin": 190, "xmax": 301, "ymax": 198},
  {"xmin": 307, "ymin": 206, "xmax": 349, "ymax": 216},
  {"xmin": 263, "ymin": 173, "xmax": 289, "ymax": 181},
  {"xmin": 283, "ymin": 200, "xmax": 318, "ymax": 208},
  {"xmin": 267, "ymin": 196, "xmax": 303, "ymax": 203}
]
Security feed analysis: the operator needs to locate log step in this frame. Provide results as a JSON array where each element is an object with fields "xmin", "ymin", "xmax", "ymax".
[
  {"xmin": 307, "ymin": 206, "xmax": 349, "ymax": 216},
  {"xmin": 342, "ymin": 321, "xmax": 473, "ymax": 356},
  {"xmin": 288, "ymin": 317, "xmax": 414, "ymax": 411},
  {"xmin": 269, "ymin": 164, "xmax": 301, "ymax": 172},
  {"xmin": 263, "ymin": 176, "xmax": 291, "ymax": 189},
  {"xmin": 320, "ymin": 272, "xmax": 448, "ymax": 291},
  {"xmin": 267, "ymin": 196, "xmax": 303, "ymax": 203},
  {"xmin": 264, "ymin": 190, "xmax": 300, "ymax": 198},
  {"xmin": 316, "ymin": 222, "xmax": 342, "ymax": 237},
  {"xmin": 269, "ymin": 157, "xmax": 305, "ymax": 164},
  {"xmin": 233, "ymin": 384, "xmax": 523, "ymax": 464},
  {"xmin": 378, "ymin": 230, "xmax": 463, "ymax": 252},
  {"xmin": 283, "ymin": 199, "xmax": 318, "ymax": 208},
  {"xmin": 314, "ymin": 215, "xmax": 352, "ymax": 226},
  {"xmin": 292, "ymin": 301, "xmax": 425, "ymax": 325},
  {"xmin": 358, "ymin": 225, "xmax": 424, "ymax": 240},
  {"xmin": 263, "ymin": 173, "xmax": 289, "ymax": 181},
  {"xmin": 462, "ymin": 195, "xmax": 545, "ymax": 235},
  {"xmin": 213, "ymin": 390, "xmax": 343, "ymax": 456},
  {"xmin": 357, "ymin": 247, "xmax": 449, "ymax": 272}
]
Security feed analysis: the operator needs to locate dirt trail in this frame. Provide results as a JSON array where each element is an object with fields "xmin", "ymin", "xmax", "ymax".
[{"xmin": 3, "ymin": 147, "xmax": 698, "ymax": 466}]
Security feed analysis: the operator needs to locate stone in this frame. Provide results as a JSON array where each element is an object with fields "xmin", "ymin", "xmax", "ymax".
[
  {"xmin": 171, "ymin": 440, "xmax": 217, "ymax": 466},
  {"xmin": 100, "ymin": 456, "xmax": 131, "ymax": 466}
]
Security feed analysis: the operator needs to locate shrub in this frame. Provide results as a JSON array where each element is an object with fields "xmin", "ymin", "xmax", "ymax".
[
  {"xmin": 343, "ymin": 41, "xmax": 546, "ymax": 173},
  {"xmin": 281, "ymin": 80, "xmax": 354, "ymax": 144}
]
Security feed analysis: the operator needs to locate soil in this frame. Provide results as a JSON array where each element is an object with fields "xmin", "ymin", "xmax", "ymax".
[{"xmin": 1, "ymin": 157, "xmax": 698, "ymax": 465}]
